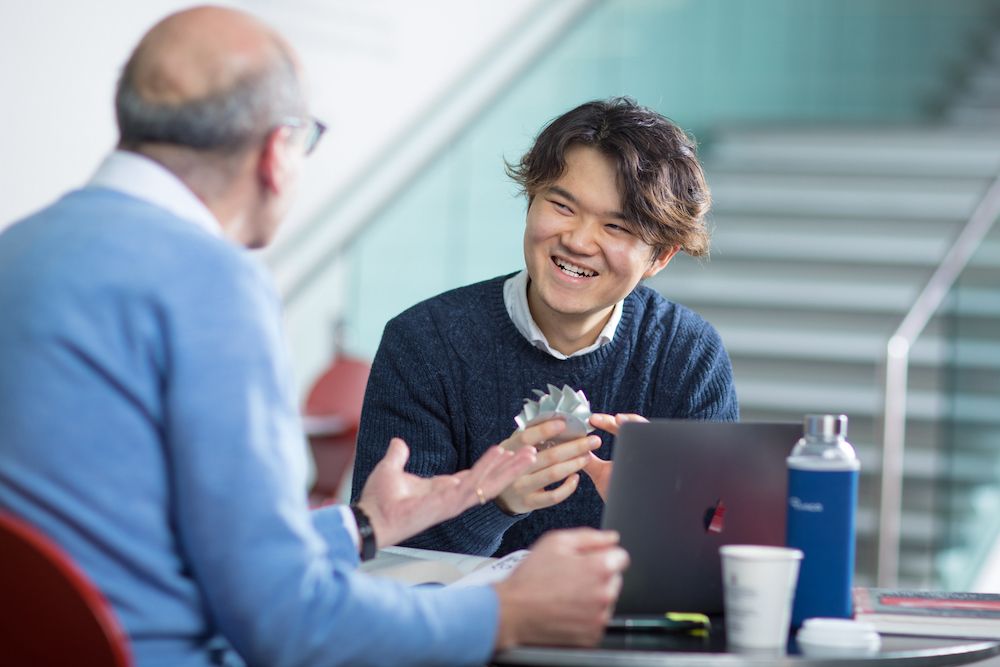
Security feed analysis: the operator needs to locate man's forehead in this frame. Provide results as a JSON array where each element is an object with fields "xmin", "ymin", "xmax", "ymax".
[{"xmin": 545, "ymin": 148, "xmax": 627, "ymax": 220}]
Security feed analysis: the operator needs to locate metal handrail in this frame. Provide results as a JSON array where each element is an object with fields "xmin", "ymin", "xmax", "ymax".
[{"xmin": 876, "ymin": 169, "xmax": 1000, "ymax": 587}]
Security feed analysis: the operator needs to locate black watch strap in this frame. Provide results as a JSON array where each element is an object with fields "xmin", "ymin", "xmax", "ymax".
[{"xmin": 350, "ymin": 504, "xmax": 377, "ymax": 561}]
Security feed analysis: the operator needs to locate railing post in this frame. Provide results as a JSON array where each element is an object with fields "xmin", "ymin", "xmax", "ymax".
[{"xmin": 877, "ymin": 335, "xmax": 909, "ymax": 587}]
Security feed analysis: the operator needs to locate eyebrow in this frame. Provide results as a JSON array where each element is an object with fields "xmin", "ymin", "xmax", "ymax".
[{"xmin": 548, "ymin": 185, "xmax": 628, "ymax": 221}]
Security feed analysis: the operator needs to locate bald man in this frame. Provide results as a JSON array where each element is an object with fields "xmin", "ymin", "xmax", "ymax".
[{"xmin": 0, "ymin": 7, "xmax": 628, "ymax": 667}]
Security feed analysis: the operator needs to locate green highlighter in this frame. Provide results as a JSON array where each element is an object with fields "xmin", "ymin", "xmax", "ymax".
[{"xmin": 607, "ymin": 612, "xmax": 711, "ymax": 635}]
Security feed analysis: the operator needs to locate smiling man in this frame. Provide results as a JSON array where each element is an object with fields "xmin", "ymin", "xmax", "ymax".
[{"xmin": 353, "ymin": 98, "xmax": 739, "ymax": 557}]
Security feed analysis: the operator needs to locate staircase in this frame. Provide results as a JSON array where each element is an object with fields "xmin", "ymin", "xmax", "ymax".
[
  {"xmin": 949, "ymin": 33, "xmax": 1000, "ymax": 126},
  {"xmin": 648, "ymin": 125, "xmax": 1000, "ymax": 587}
]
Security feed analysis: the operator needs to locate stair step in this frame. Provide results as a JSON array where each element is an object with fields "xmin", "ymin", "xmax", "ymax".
[
  {"xmin": 858, "ymin": 444, "xmax": 1000, "ymax": 485},
  {"xmin": 654, "ymin": 266, "xmax": 923, "ymax": 313},
  {"xmin": 955, "ymin": 88, "xmax": 1000, "ymax": 108},
  {"xmin": 708, "ymin": 133, "xmax": 1000, "ymax": 179},
  {"xmin": 717, "ymin": 325, "xmax": 1000, "ymax": 370},
  {"xmin": 734, "ymin": 379, "xmax": 1000, "ymax": 425},
  {"xmin": 708, "ymin": 173, "xmax": 985, "ymax": 220},
  {"xmin": 691, "ymin": 225, "xmax": 1000, "ymax": 268},
  {"xmin": 945, "ymin": 486, "xmax": 1000, "ymax": 519},
  {"xmin": 948, "ymin": 106, "xmax": 1000, "ymax": 126},
  {"xmin": 969, "ymin": 69, "xmax": 1000, "ymax": 94},
  {"xmin": 834, "ymin": 444, "xmax": 958, "ymax": 481},
  {"xmin": 708, "ymin": 223, "xmax": 955, "ymax": 266},
  {"xmin": 658, "ymin": 261, "xmax": 1000, "ymax": 316},
  {"xmin": 709, "ymin": 126, "xmax": 1000, "ymax": 152},
  {"xmin": 857, "ymin": 506, "xmax": 935, "ymax": 543}
]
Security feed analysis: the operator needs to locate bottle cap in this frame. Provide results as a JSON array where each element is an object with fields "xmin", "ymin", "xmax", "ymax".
[{"xmin": 803, "ymin": 414, "xmax": 848, "ymax": 440}]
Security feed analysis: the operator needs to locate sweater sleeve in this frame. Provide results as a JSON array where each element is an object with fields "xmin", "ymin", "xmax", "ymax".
[
  {"xmin": 311, "ymin": 504, "xmax": 362, "ymax": 565},
  {"xmin": 165, "ymin": 258, "xmax": 498, "ymax": 667},
  {"xmin": 663, "ymin": 314, "xmax": 740, "ymax": 422},
  {"xmin": 352, "ymin": 311, "xmax": 521, "ymax": 556}
]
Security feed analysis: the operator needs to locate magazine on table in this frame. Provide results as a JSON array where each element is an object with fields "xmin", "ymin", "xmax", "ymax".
[{"xmin": 853, "ymin": 588, "xmax": 1000, "ymax": 639}]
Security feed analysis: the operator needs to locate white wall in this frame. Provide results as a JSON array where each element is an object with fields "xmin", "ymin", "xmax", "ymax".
[
  {"xmin": 0, "ymin": 2, "xmax": 196, "ymax": 226},
  {"xmin": 0, "ymin": 1, "xmax": 538, "ymax": 230}
]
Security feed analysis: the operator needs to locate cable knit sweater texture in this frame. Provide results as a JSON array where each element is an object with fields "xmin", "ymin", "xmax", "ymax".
[{"xmin": 353, "ymin": 273, "xmax": 739, "ymax": 556}]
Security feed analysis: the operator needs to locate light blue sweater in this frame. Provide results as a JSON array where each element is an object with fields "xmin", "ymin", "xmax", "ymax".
[{"xmin": 0, "ymin": 187, "xmax": 496, "ymax": 667}]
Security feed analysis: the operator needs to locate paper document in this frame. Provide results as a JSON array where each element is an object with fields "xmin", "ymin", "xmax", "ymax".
[
  {"xmin": 450, "ymin": 550, "xmax": 530, "ymax": 587},
  {"xmin": 360, "ymin": 546, "xmax": 529, "ymax": 587}
]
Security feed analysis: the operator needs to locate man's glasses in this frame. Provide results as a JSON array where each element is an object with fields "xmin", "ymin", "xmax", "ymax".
[{"xmin": 279, "ymin": 116, "xmax": 327, "ymax": 155}]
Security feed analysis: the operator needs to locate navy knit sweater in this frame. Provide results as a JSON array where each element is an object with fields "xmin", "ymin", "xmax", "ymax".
[{"xmin": 352, "ymin": 273, "xmax": 739, "ymax": 556}]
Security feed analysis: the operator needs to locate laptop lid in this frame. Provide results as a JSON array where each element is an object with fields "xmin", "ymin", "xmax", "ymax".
[{"xmin": 601, "ymin": 420, "xmax": 801, "ymax": 615}]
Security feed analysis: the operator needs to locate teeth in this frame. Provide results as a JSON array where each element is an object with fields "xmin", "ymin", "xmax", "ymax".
[{"xmin": 555, "ymin": 259, "xmax": 596, "ymax": 277}]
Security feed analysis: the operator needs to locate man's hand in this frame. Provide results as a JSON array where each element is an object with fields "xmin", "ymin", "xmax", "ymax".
[
  {"xmin": 493, "ymin": 529, "xmax": 629, "ymax": 649},
  {"xmin": 356, "ymin": 437, "xmax": 536, "ymax": 549},
  {"xmin": 584, "ymin": 413, "xmax": 648, "ymax": 501},
  {"xmin": 495, "ymin": 420, "xmax": 601, "ymax": 515}
]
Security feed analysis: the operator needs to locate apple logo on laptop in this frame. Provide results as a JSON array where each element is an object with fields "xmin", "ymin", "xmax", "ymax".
[{"xmin": 704, "ymin": 499, "xmax": 726, "ymax": 534}]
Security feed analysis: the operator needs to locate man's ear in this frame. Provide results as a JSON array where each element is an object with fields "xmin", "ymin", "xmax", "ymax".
[
  {"xmin": 643, "ymin": 245, "xmax": 680, "ymax": 279},
  {"xmin": 257, "ymin": 126, "xmax": 293, "ymax": 195}
]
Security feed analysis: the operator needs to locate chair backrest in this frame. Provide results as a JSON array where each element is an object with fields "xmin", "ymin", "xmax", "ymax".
[
  {"xmin": 0, "ymin": 512, "xmax": 133, "ymax": 667},
  {"xmin": 303, "ymin": 354, "xmax": 372, "ymax": 501}
]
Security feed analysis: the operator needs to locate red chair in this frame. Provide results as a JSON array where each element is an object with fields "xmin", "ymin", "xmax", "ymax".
[
  {"xmin": 0, "ymin": 512, "xmax": 133, "ymax": 666},
  {"xmin": 303, "ymin": 352, "xmax": 372, "ymax": 504}
]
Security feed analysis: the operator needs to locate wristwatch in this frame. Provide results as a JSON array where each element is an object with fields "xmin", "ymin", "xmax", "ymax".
[{"xmin": 349, "ymin": 503, "xmax": 377, "ymax": 562}]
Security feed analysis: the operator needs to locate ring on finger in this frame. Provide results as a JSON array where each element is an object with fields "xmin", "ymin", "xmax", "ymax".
[{"xmin": 475, "ymin": 487, "xmax": 487, "ymax": 505}]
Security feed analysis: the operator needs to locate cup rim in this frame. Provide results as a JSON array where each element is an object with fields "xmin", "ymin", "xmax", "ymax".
[{"xmin": 719, "ymin": 544, "xmax": 803, "ymax": 560}]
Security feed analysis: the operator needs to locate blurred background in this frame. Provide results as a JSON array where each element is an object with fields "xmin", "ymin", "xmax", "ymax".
[{"xmin": 2, "ymin": 0, "xmax": 998, "ymax": 592}]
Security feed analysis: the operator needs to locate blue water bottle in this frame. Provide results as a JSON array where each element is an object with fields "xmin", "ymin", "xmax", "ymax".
[{"xmin": 786, "ymin": 414, "xmax": 859, "ymax": 627}]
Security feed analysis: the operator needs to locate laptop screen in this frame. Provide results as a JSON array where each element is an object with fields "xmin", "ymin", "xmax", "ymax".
[{"xmin": 601, "ymin": 420, "xmax": 802, "ymax": 615}]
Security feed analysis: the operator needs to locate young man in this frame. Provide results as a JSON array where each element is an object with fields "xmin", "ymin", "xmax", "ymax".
[
  {"xmin": 0, "ymin": 9, "xmax": 629, "ymax": 666},
  {"xmin": 353, "ymin": 98, "xmax": 739, "ymax": 557}
]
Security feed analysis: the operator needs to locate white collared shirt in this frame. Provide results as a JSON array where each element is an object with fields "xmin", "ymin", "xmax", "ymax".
[
  {"xmin": 87, "ymin": 150, "xmax": 222, "ymax": 238},
  {"xmin": 503, "ymin": 270, "xmax": 623, "ymax": 360}
]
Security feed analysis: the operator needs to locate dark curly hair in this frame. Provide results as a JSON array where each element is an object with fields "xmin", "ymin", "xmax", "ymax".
[{"xmin": 506, "ymin": 97, "xmax": 711, "ymax": 257}]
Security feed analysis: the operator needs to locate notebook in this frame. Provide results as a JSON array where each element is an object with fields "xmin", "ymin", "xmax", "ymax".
[{"xmin": 601, "ymin": 420, "xmax": 802, "ymax": 615}]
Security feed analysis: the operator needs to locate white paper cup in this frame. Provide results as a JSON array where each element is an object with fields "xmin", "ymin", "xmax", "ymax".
[{"xmin": 720, "ymin": 545, "xmax": 803, "ymax": 649}]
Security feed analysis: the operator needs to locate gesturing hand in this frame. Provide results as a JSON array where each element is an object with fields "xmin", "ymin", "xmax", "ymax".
[
  {"xmin": 584, "ymin": 413, "xmax": 648, "ymax": 501},
  {"xmin": 356, "ymin": 437, "xmax": 536, "ymax": 549}
]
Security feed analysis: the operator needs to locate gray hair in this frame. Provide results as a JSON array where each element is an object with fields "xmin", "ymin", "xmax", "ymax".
[{"xmin": 115, "ymin": 47, "xmax": 304, "ymax": 153}]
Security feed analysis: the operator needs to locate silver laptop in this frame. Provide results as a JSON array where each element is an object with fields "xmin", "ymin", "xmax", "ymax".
[{"xmin": 601, "ymin": 420, "xmax": 802, "ymax": 615}]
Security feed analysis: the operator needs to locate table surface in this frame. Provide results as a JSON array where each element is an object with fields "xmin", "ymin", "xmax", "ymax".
[
  {"xmin": 492, "ymin": 628, "xmax": 1000, "ymax": 667},
  {"xmin": 377, "ymin": 547, "xmax": 1000, "ymax": 667}
]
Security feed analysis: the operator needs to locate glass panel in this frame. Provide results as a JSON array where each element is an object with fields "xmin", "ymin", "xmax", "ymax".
[{"xmin": 936, "ymin": 222, "xmax": 1000, "ymax": 589}]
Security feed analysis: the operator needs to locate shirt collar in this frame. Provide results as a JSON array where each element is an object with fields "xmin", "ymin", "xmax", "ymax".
[
  {"xmin": 503, "ymin": 270, "xmax": 623, "ymax": 360},
  {"xmin": 87, "ymin": 150, "xmax": 223, "ymax": 238}
]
